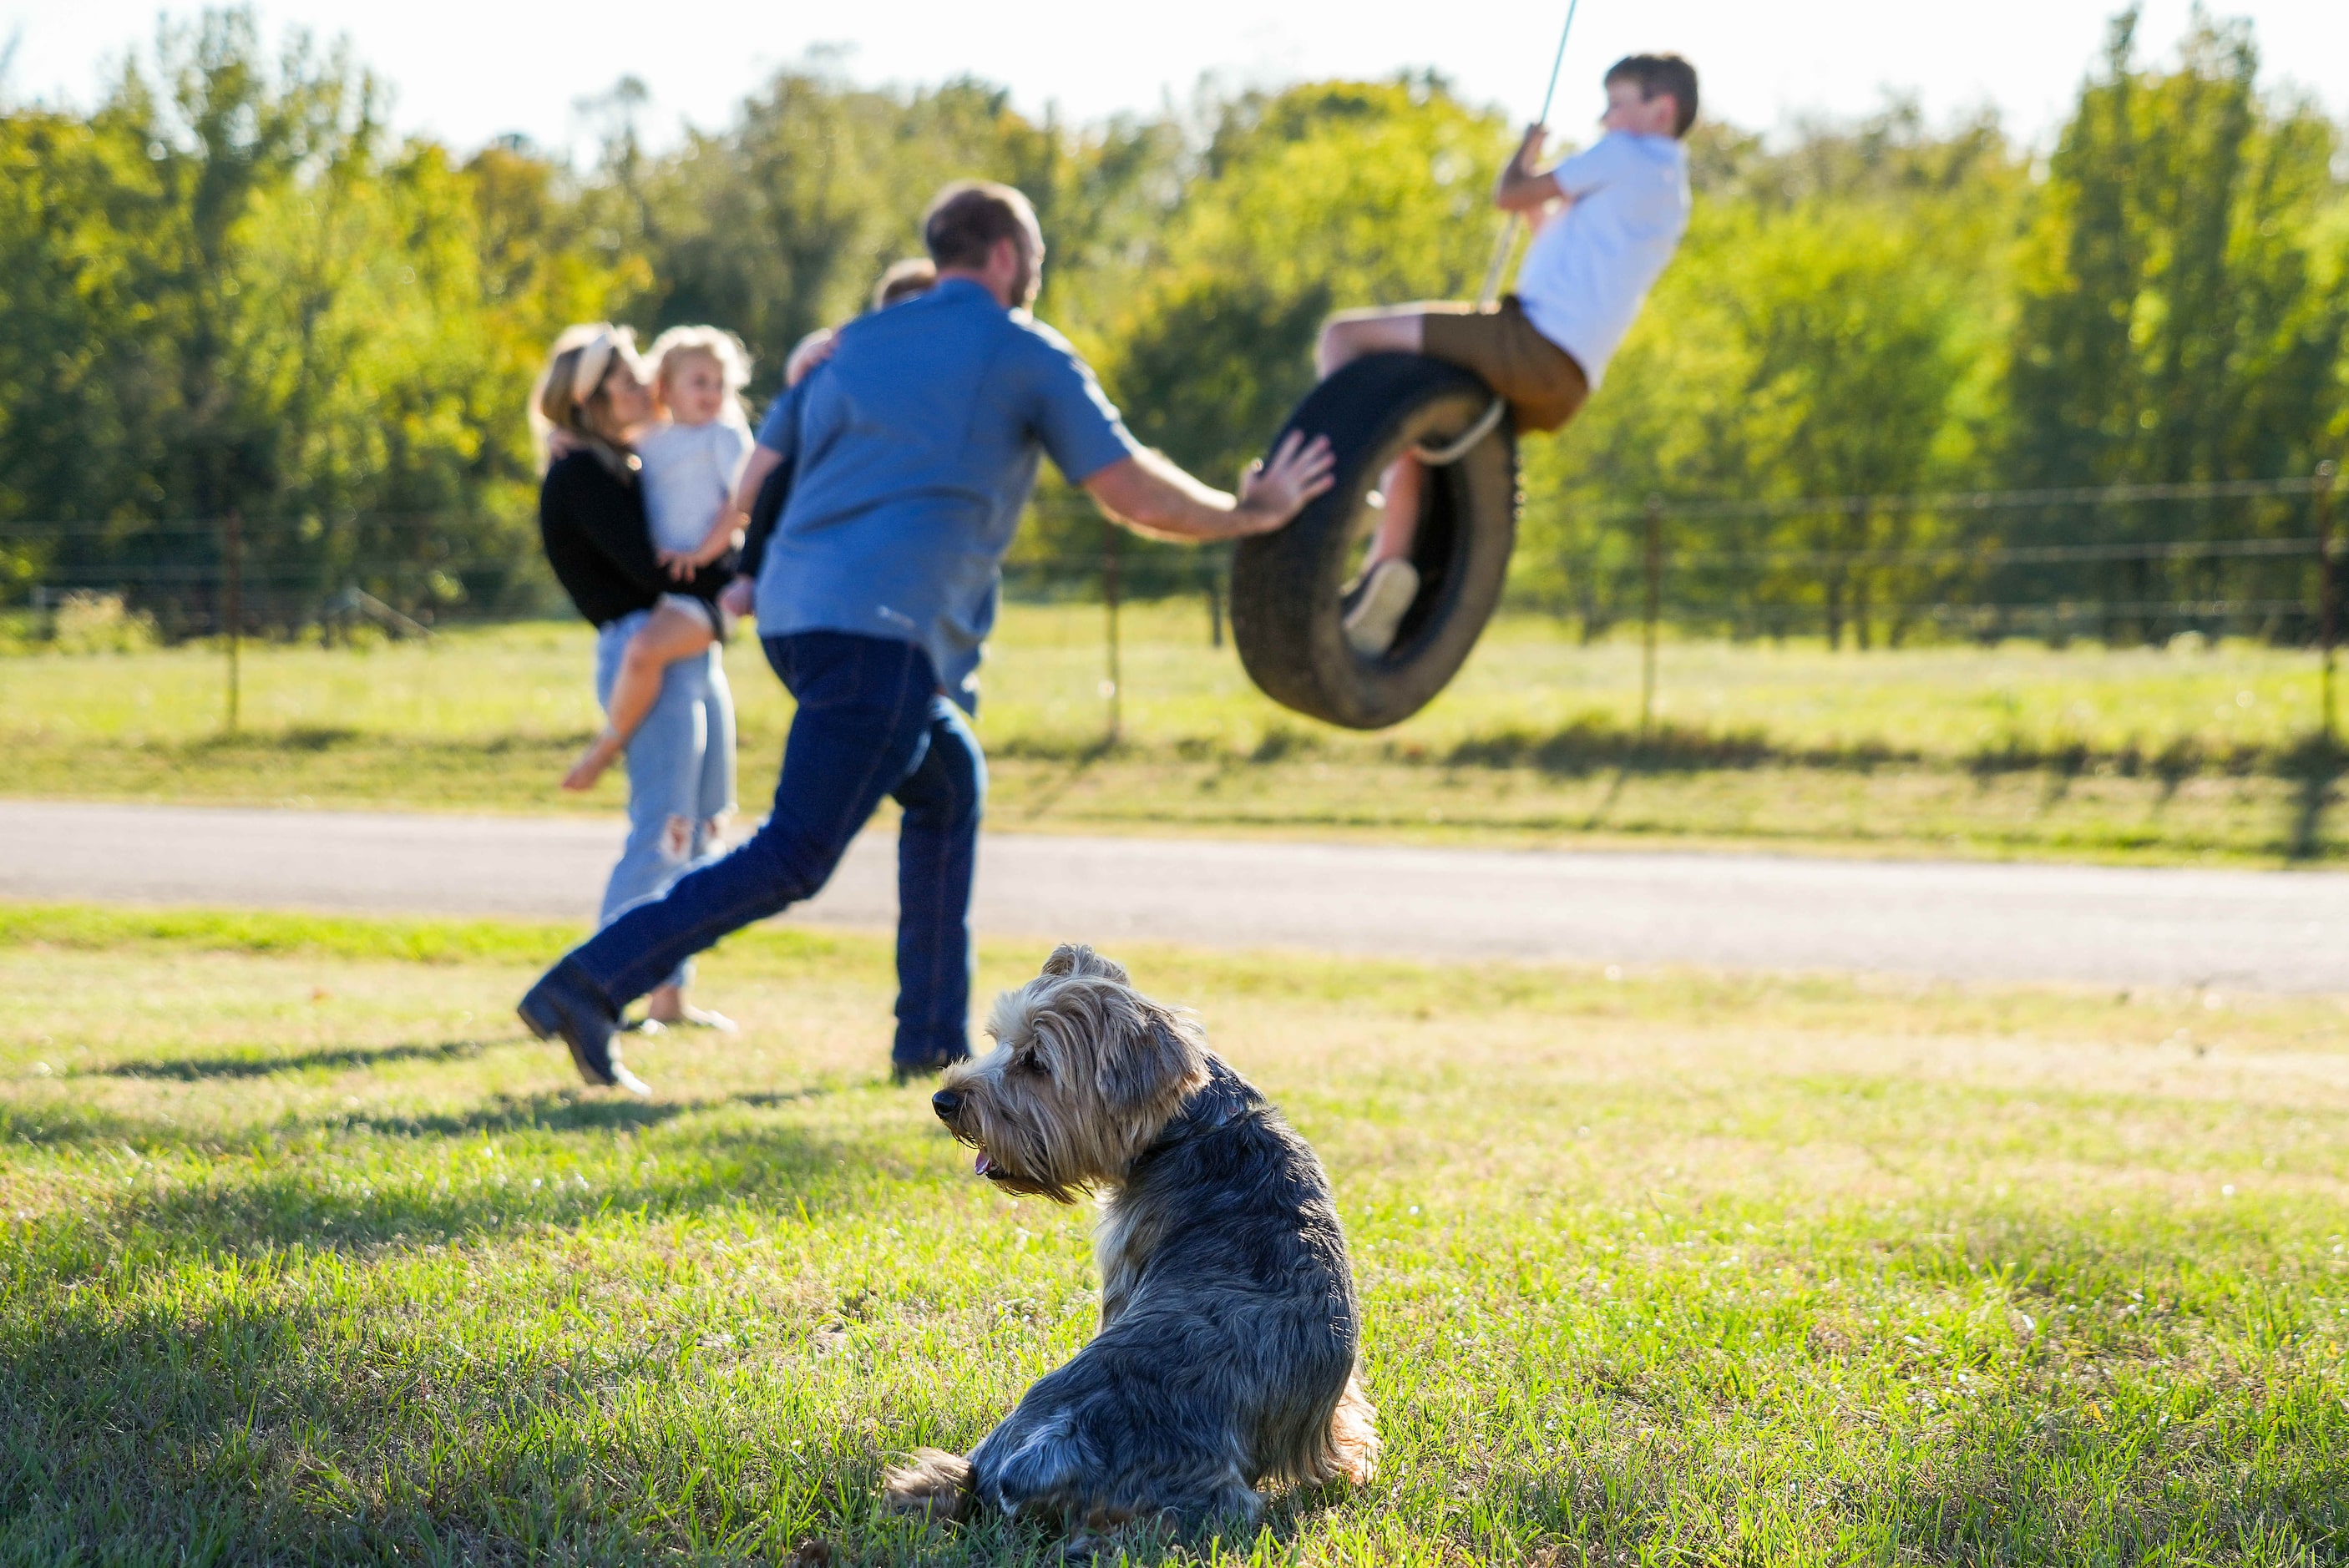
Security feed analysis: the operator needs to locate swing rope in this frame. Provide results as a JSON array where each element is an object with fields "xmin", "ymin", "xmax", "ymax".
[
  {"xmin": 1476, "ymin": 0, "xmax": 1582, "ymax": 307},
  {"xmin": 1415, "ymin": 394, "xmax": 1511, "ymax": 467},
  {"xmin": 1421, "ymin": 0, "xmax": 1582, "ymax": 465}
]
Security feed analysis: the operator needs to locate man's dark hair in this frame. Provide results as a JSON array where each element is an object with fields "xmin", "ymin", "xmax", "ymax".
[
  {"xmin": 1604, "ymin": 53, "xmax": 1698, "ymax": 138},
  {"xmin": 923, "ymin": 181, "xmax": 1040, "ymax": 271}
]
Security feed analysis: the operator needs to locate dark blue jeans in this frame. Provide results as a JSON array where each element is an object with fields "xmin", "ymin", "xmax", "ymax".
[{"xmin": 566, "ymin": 630, "xmax": 985, "ymax": 1067}]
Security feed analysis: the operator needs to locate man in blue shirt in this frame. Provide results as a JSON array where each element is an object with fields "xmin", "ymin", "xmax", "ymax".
[{"xmin": 520, "ymin": 180, "xmax": 1334, "ymax": 1092}]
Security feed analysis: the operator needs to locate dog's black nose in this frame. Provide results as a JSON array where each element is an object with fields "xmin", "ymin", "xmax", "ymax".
[{"xmin": 931, "ymin": 1089, "xmax": 961, "ymax": 1122}]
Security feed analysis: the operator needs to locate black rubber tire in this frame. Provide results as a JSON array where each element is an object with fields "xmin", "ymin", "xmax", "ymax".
[{"xmin": 1231, "ymin": 352, "xmax": 1520, "ymax": 730}]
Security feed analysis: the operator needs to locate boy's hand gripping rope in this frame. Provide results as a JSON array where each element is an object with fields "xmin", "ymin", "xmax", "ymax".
[
  {"xmin": 1476, "ymin": 0, "xmax": 1583, "ymax": 308},
  {"xmin": 1436, "ymin": 0, "xmax": 1583, "ymax": 460}
]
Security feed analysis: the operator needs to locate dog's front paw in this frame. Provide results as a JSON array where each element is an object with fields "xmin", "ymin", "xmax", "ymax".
[
  {"xmin": 1324, "ymin": 1373, "xmax": 1382, "ymax": 1485},
  {"xmin": 1062, "ymin": 1507, "xmax": 1176, "ymax": 1563},
  {"xmin": 881, "ymin": 1447, "xmax": 974, "ymax": 1522}
]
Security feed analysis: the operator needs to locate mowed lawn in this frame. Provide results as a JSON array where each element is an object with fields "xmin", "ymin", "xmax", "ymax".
[
  {"xmin": 2, "ymin": 904, "xmax": 2345, "ymax": 1562},
  {"xmin": 0, "ymin": 608, "xmax": 2342, "ymax": 864}
]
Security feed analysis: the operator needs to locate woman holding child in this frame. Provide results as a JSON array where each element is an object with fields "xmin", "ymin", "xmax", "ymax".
[{"xmin": 530, "ymin": 323, "xmax": 747, "ymax": 1032}]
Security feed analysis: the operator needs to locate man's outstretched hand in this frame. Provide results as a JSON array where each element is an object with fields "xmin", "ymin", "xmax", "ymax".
[
  {"xmin": 1081, "ymin": 430, "xmax": 1334, "ymax": 543},
  {"xmin": 1495, "ymin": 122, "xmax": 1567, "ymax": 214},
  {"xmin": 1232, "ymin": 431, "xmax": 1336, "ymax": 535}
]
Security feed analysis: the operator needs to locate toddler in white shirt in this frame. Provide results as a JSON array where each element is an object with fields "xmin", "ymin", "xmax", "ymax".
[{"xmin": 560, "ymin": 327, "xmax": 754, "ymax": 792}]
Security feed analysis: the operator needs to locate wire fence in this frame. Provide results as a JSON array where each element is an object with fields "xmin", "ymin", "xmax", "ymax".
[{"xmin": 3, "ymin": 464, "xmax": 2340, "ymax": 742}]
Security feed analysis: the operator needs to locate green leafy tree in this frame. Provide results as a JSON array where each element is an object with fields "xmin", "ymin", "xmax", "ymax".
[
  {"xmin": 5, "ymin": 4, "xmax": 2344, "ymax": 651},
  {"xmin": 2003, "ymin": 8, "xmax": 2349, "ymax": 636},
  {"xmin": 0, "ymin": 8, "xmax": 639, "ymax": 625},
  {"xmin": 1096, "ymin": 78, "xmax": 1509, "ymax": 483},
  {"xmin": 612, "ymin": 68, "xmax": 1179, "ymax": 402},
  {"xmin": 1050, "ymin": 77, "xmax": 1509, "ymax": 581},
  {"xmin": 1521, "ymin": 108, "xmax": 2017, "ymax": 644}
]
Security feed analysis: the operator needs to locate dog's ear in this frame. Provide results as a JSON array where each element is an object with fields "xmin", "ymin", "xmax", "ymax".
[
  {"xmin": 1041, "ymin": 943, "xmax": 1130, "ymax": 984},
  {"xmin": 1101, "ymin": 1006, "xmax": 1204, "ymax": 1119}
]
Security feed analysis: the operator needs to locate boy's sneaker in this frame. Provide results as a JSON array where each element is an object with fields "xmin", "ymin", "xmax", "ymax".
[
  {"xmin": 1343, "ymin": 559, "xmax": 1420, "ymax": 657},
  {"xmin": 519, "ymin": 959, "xmax": 649, "ymax": 1096}
]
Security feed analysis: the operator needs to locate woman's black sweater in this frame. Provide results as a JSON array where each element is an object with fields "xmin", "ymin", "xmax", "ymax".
[{"xmin": 538, "ymin": 449, "xmax": 731, "ymax": 628}]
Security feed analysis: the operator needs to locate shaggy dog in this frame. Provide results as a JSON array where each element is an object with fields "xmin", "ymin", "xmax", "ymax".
[{"xmin": 885, "ymin": 944, "xmax": 1379, "ymax": 1537}]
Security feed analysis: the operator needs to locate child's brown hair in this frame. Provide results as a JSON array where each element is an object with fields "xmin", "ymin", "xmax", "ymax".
[
  {"xmin": 873, "ymin": 257, "xmax": 938, "ymax": 311},
  {"xmin": 1604, "ymin": 54, "xmax": 1699, "ymax": 138}
]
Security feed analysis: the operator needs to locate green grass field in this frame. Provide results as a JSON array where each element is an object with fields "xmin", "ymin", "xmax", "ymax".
[
  {"xmin": 0, "ymin": 606, "xmax": 2341, "ymax": 863},
  {"xmin": 2, "ymin": 904, "xmax": 2346, "ymax": 1562}
]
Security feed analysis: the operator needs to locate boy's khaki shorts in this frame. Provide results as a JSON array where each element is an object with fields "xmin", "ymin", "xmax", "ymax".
[{"xmin": 1417, "ymin": 296, "xmax": 1590, "ymax": 433}]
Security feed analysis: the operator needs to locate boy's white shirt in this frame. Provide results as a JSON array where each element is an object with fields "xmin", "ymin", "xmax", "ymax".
[
  {"xmin": 1512, "ymin": 130, "xmax": 1692, "ymax": 391},
  {"xmin": 635, "ymin": 415, "xmax": 755, "ymax": 555}
]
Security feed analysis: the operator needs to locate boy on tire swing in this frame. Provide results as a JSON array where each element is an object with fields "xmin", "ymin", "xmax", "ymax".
[{"xmin": 1317, "ymin": 53, "xmax": 1697, "ymax": 655}]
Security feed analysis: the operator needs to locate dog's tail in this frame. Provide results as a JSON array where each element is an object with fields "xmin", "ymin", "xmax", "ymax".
[
  {"xmin": 1305, "ymin": 1373, "xmax": 1382, "ymax": 1488},
  {"xmin": 880, "ymin": 1447, "xmax": 975, "ymax": 1522}
]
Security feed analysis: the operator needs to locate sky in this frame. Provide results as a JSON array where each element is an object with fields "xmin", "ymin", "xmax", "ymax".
[{"xmin": 3, "ymin": 0, "xmax": 2345, "ymax": 160}]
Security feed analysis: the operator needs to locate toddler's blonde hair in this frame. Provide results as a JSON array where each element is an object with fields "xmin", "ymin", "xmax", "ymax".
[{"xmin": 646, "ymin": 326, "xmax": 752, "ymax": 417}]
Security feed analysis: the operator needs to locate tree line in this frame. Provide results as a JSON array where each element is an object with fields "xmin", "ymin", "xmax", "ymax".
[{"xmin": 0, "ymin": 6, "xmax": 2342, "ymax": 645}]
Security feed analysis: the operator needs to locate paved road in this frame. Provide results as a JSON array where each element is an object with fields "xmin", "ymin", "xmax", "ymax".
[{"xmin": 2, "ymin": 799, "xmax": 2343, "ymax": 992}]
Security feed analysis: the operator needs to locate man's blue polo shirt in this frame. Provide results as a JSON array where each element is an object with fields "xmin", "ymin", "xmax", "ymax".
[{"xmin": 751, "ymin": 279, "xmax": 1139, "ymax": 711}]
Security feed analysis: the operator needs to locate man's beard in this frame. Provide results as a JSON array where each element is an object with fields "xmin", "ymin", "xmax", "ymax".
[{"xmin": 1013, "ymin": 243, "xmax": 1043, "ymax": 308}]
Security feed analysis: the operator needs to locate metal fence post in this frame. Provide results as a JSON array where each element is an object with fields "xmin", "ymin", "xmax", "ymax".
[
  {"xmin": 1102, "ymin": 520, "xmax": 1122, "ymax": 747},
  {"xmin": 223, "ymin": 509, "xmax": 243, "ymax": 734},
  {"xmin": 1206, "ymin": 557, "xmax": 1224, "ymax": 649},
  {"xmin": 1641, "ymin": 494, "xmax": 1663, "ymax": 738},
  {"xmin": 2320, "ymin": 459, "xmax": 2339, "ymax": 745}
]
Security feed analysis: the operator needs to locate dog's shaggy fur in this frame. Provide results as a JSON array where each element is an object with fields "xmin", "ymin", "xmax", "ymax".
[{"xmin": 885, "ymin": 944, "xmax": 1379, "ymax": 1534}]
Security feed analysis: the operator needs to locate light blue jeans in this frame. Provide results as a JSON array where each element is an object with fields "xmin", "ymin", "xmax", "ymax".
[{"xmin": 593, "ymin": 610, "xmax": 737, "ymax": 992}]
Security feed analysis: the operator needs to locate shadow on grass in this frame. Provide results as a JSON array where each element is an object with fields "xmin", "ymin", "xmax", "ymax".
[
  {"xmin": 1249, "ymin": 716, "xmax": 2308, "ymax": 786},
  {"xmin": 25, "ymin": 1090, "xmax": 874, "ymax": 1264},
  {"xmin": 346, "ymin": 1088, "xmax": 696, "ymax": 1140},
  {"xmin": 1009, "ymin": 736, "xmax": 1117, "ymax": 822},
  {"xmin": 1015, "ymin": 711, "xmax": 2335, "ymax": 799},
  {"xmin": 95, "ymin": 1035, "xmax": 507, "ymax": 1081},
  {"xmin": 732, "ymin": 1087, "xmax": 831, "ymax": 1110},
  {"xmin": 0, "ymin": 1289, "xmax": 1170, "ymax": 1565},
  {"xmin": 3, "ymin": 1008, "xmax": 866, "ymax": 1257},
  {"xmin": 1580, "ymin": 765, "xmax": 1634, "ymax": 832},
  {"xmin": 1009, "ymin": 716, "xmax": 1884, "ymax": 779},
  {"xmin": 0, "ymin": 1113, "xmax": 1051, "ymax": 1564},
  {"xmin": 2280, "ymin": 735, "xmax": 2346, "ymax": 861},
  {"xmin": 1496, "ymin": 1403, "xmax": 2349, "ymax": 1563},
  {"xmin": 15, "ymin": 1188, "xmax": 2339, "ymax": 1564},
  {"xmin": 0, "ymin": 1290, "xmax": 849, "ymax": 1562},
  {"xmin": 170, "ymin": 727, "xmax": 587, "ymax": 760},
  {"xmin": 182, "ymin": 724, "xmax": 362, "ymax": 754},
  {"xmin": 336, "ymin": 1083, "xmax": 832, "ymax": 1141},
  {"xmin": 1444, "ymin": 718, "xmax": 1814, "ymax": 777},
  {"xmin": 0, "ymin": 1074, "xmax": 830, "ymax": 1153}
]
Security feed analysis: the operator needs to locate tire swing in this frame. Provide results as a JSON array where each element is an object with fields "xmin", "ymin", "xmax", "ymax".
[
  {"xmin": 1231, "ymin": 0, "xmax": 1582, "ymax": 731},
  {"xmin": 1229, "ymin": 357, "xmax": 1516, "ymax": 730}
]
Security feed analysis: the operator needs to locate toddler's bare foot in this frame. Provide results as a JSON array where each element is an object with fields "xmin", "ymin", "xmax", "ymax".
[{"xmin": 562, "ymin": 733, "xmax": 623, "ymax": 792}]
